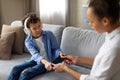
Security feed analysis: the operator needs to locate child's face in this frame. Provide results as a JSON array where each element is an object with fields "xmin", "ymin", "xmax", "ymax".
[{"xmin": 29, "ymin": 21, "xmax": 42, "ymax": 38}]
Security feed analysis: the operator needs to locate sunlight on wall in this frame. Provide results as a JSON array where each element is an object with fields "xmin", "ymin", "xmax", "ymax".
[
  {"xmin": 40, "ymin": 0, "xmax": 65, "ymax": 15},
  {"xmin": 39, "ymin": 0, "xmax": 67, "ymax": 25}
]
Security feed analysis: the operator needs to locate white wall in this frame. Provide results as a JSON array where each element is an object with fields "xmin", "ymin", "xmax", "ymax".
[{"xmin": 0, "ymin": 0, "xmax": 29, "ymax": 25}]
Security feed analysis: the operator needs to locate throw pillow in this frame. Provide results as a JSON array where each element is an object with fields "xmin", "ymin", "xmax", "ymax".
[
  {"xmin": 0, "ymin": 32, "xmax": 15, "ymax": 60},
  {"xmin": 1, "ymin": 24, "xmax": 25, "ymax": 54}
]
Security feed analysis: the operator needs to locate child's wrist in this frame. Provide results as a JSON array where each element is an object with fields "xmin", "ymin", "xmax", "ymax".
[{"xmin": 41, "ymin": 59, "xmax": 49, "ymax": 65}]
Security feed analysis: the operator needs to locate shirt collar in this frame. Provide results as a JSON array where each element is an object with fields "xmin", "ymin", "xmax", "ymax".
[
  {"xmin": 29, "ymin": 30, "xmax": 45, "ymax": 39},
  {"xmin": 105, "ymin": 26, "xmax": 120, "ymax": 41},
  {"xmin": 42, "ymin": 30, "xmax": 46, "ymax": 35}
]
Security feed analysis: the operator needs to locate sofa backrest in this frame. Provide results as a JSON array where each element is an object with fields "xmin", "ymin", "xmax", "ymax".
[
  {"xmin": 60, "ymin": 27, "xmax": 105, "ymax": 58},
  {"xmin": 11, "ymin": 20, "xmax": 65, "ymax": 45},
  {"xmin": 11, "ymin": 20, "xmax": 65, "ymax": 53},
  {"xmin": 42, "ymin": 24, "xmax": 65, "ymax": 45}
]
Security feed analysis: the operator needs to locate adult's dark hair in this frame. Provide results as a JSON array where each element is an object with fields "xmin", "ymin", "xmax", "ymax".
[
  {"xmin": 22, "ymin": 13, "xmax": 41, "ymax": 28},
  {"xmin": 88, "ymin": 0, "xmax": 120, "ymax": 25}
]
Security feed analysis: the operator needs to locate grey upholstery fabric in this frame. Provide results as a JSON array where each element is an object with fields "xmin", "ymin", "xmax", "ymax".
[
  {"xmin": 0, "ymin": 53, "xmax": 90, "ymax": 80},
  {"xmin": 61, "ymin": 27, "xmax": 105, "ymax": 58},
  {"xmin": 0, "ymin": 53, "xmax": 30, "ymax": 80}
]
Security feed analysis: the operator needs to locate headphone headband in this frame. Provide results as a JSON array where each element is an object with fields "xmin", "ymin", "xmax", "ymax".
[
  {"xmin": 24, "ymin": 17, "xmax": 30, "ymax": 29},
  {"xmin": 23, "ymin": 17, "xmax": 31, "ymax": 35}
]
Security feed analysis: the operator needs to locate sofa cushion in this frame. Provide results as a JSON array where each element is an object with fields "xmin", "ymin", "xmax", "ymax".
[
  {"xmin": 0, "ymin": 52, "xmax": 90, "ymax": 80},
  {"xmin": 0, "ymin": 32, "xmax": 15, "ymax": 60},
  {"xmin": 0, "ymin": 53, "xmax": 30, "ymax": 80},
  {"xmin": 1, "ymin": 24, "xmax": 25, "ymax": 54},
  {"xmin": 61, "ymin": 27, "xmax": 105, "ymax": 58},
  {"xmin": 42, "ymin": 24, "xmax": 65, "ymax": 45},
  {"xmin": 32, "ymin": 65, "xmax": 90, "ymax": 80}
]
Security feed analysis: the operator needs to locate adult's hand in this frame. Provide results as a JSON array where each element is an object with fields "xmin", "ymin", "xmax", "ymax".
[
  {"xmin": 53, "ymin": 62, "xmax": 81, "ymax": 80},
  {"xmin": 53, "ymin": 62, "xmax": 67, "ymax": 72},
  {"xmin": 62, "ymin": 55, "xmax": 78, "ymax": 65}
]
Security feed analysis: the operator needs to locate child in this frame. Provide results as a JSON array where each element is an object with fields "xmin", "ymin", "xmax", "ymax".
[{"xmin": 8, "ymin": 13, "xmax": 64, "ymax": 80}]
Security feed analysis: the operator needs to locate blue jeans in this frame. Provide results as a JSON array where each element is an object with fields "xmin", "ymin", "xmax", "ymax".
[{"xmin": 8, "ymin": 56, "xmax": 64, "ymax": 80}]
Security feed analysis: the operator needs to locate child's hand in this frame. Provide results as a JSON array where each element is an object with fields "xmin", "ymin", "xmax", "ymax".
[
  {"xmin": 59, "ymin": 52, "xmax": 66, "ymax": 58},
  {"xmin": 41, "ymin": 59, "xmax": 53, "ymax": 71},
  {"xmin": 52, "ymin": 62, "xmax": 67, "ymax": 72},
  {"xmin": 45, "ymin": 62, "xmax": 53, "ymax": 71}
]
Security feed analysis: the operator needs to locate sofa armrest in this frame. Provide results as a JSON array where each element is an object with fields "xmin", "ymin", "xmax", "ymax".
[{"xmin": 61, "ymin": 27, "xmax": 105, "ymax": 58}]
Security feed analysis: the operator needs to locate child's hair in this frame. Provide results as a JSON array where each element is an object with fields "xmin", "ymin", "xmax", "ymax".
[
  {"xmin": 22, "ymin": 13, "xmax": 41, "ymax": 28},
  {"xmin": 89, "ymin": 0, "xmax": 119, "ymax": 25}
]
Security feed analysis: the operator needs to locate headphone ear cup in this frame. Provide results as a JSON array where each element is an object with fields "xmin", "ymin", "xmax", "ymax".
[
  {"xmin": 24, "ymin": 28, "xmax": 31, "ymax": 35},
  {"xmin": 27, "ymin": 29, "xmax": 31, "ymax": 35}
]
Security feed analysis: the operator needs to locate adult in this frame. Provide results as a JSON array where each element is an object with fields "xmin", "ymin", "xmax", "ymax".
[{"xmin": 53, "ymin": 0, "xmax": 120, "ymax": 80}]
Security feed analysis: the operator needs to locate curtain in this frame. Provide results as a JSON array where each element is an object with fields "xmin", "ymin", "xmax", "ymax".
[
  {"xmin": 29, "ymin": 0, "xmax": 40, "ymax": 17},
  {"xmin": 0, "ymin": 0, "xmax": 2, "ymax": 33},
  {"xmin": 39, "ymin": 0, "xmax": 69, "ymax": 26}
]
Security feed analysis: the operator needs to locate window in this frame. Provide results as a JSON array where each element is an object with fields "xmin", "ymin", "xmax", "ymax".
[{"xmin": 39, "ymin": 0, "xmax": 68, "ymax": 26}]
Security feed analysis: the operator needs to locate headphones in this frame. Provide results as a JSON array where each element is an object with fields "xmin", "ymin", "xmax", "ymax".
[{"xmin": 23, "ymin": 17, "xmax": 31, "ymax": 35}]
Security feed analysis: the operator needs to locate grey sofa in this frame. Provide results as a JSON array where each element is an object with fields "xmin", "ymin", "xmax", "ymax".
[{"xmin": 0, "ymin": 24, "xmax": 105, "ymax": 80}]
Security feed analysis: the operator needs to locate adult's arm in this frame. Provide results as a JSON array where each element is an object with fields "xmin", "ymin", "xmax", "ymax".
[
  {"xmin": 53, "ymin": 62, "xmax": 81, "ymax": 80},
  {"xmin": 62, "ymin": 55, "xmax": 94, "ymax": 66},
  {"xmin": 76, "ymin": 56, "xmax": 94, "ymax": 66}
]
